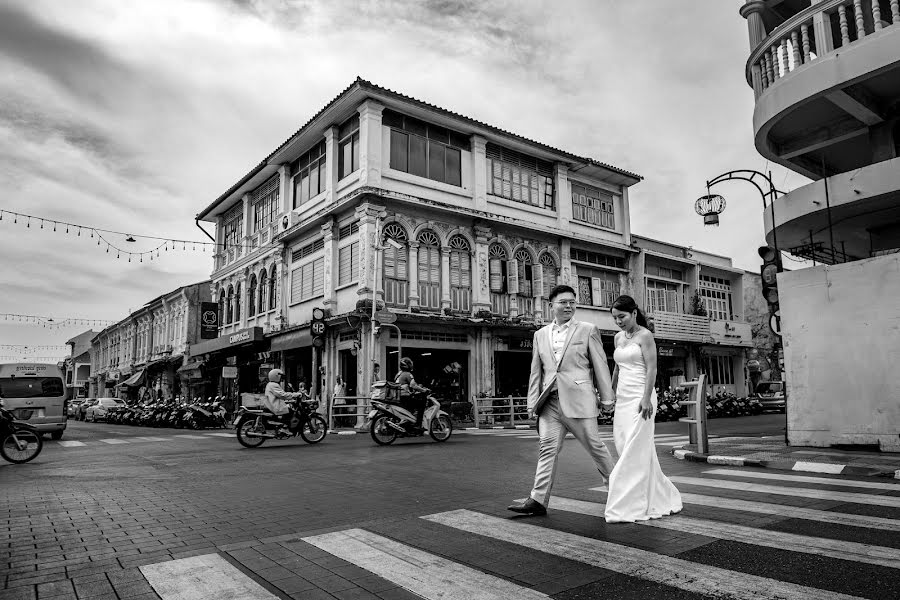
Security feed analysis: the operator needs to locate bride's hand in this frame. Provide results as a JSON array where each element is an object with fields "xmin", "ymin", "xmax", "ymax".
[{"xmin": 638, "ymin": 399, "xmax": 653, "ymax": 420}]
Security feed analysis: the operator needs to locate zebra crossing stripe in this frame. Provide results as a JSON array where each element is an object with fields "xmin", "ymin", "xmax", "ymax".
[
  {"xmin": 141, "ymin": 553, "xmax": 278, "ymax": 600},
  {"xmin": 56, "ymin": 440, "xmax": 86, "ymax": 447},
  {"xmin": 303, "ymin": 528, "xmax": 549, "ymax": 600},
  {"xmin": 98, "ymin": 438, "xmax": 130, "ymax": 444},
  {"xmin": 131, "ymin": 437, "xmax": 169, "ymax": 442},
  {"xmin": 422, "ymin": 510, "xmax": 862, "ymax": 600},
  {"xmin": 670, "ymin": 476, "xmax": 900, "ymax": 508},
  {"xmin": 204, "ymin": 432, "xmax": 234, "ymax": 437},
  {"xmin": 540, "ymin": 496, "xmax": 900, "ymax": 569},
  {"xmin": 703, "ymin": 468, "xmax": 900, "ymax": 491},
  {"xmin": 174, "ymin": 435, "xmax": 208, "ymax": 439}
]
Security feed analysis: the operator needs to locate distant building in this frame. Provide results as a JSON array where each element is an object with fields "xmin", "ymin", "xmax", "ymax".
[
  {"xmin": 64, "ymin": 330, "xmax": 94, "ymax": 399},
  {"xmin": 90, "ymin": 281, "xmax": 210, "ymax": 400},
  {"xmin": 740, "ymin": 1, "xmax": 900, "ymax": 449}
]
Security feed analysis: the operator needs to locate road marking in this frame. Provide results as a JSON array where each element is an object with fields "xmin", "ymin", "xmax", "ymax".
[
  {"xmin": 792, "ymin": 462, "xmax": 846, "ymax": 473},
  {"xmin": 141, "ymin": 553, "xmax": 278, "ymax": 600},
  {"xmin": 174, "ymin": 435, "xmax": 208, "ymax": 439},
  {"xmin": 670, "ymin": 476, "xmax": 900, "ymax": 507},
  {"xmin": 303, "ymin": 528, "xmax": 549, "ymax": 600},
  {"xmin": 56, "ymin": 440, "xmax": 86, "ymax": 447},
  {"xmin": 131, "ymin": 437, "xmax": 169, "ymax": 442},
  {"xmin": 540, "ymin": 496, "xmax": 900, "ymax": 569},
  {"xmin": 702, "ymin": 469, "xmax": 900, "ymax": 490},
  {"xmin": 422, "ymin": 510, "xmax": 861, "ymax": 600},
  {"xmin": 98, "ymin": 438, "xmax": 130, "ymax": 444},
  {"xmin": 203, "ymin": 432, "xmax": 234, "ymax": 437}
]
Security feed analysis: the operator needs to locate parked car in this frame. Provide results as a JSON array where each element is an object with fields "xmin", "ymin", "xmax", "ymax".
[
  {"xmin": 77, "ymin": 398, "xmax": 99, "ymax": 421},
  {"xmin": 84, "ymin": 398, "xmax": 125, "ymax": 422},
  {"xmin": 67, "ymin": 399, "xmax": 86, "ymax": 418},
  {"xmin": 751, "ymin": 381, "xmax": 786, "ymax": 412}
]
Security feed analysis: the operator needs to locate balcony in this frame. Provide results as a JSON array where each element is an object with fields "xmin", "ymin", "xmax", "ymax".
[{"xmin": 744, "ymin": 0, "xmax": 900, "ymax": 179}]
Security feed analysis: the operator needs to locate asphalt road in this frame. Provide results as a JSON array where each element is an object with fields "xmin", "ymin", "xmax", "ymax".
[{"xmin": 3, "ymin": 414, "xmax": 897, "ymax": 600}]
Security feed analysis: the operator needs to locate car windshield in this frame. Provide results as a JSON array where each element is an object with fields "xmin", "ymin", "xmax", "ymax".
[
  {"xmin": 756, "ymin": 382, "xmax": 783, "ymax": 393},
  {"xmin": 0, "ymin": 377, "xmax": 65, "ymax": 398}
]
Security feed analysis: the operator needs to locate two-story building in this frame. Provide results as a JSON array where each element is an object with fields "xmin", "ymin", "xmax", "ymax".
[
  {"xmin": 90, "ymin": 281, "xmax": 209, "ymax": 400},
  {"xmin": 195, "ymin": 78, "xmax": 767, "ymax": 408},
  {"xmin": 740, "ymin": 0, "xmax": 900, "ymax": 449},
  {"xmin": 64, "ymin": 330, "xmax": 94, "ymax": 400}
]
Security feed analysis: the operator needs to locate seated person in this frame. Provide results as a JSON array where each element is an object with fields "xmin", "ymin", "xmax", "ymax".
[
  {"xmin": 263, "ymin": 368, "xmax": 301, "ymax": 432},
  {"xmin": 394, "ymin": 357, "xmax": 430, "ymax": 428}
]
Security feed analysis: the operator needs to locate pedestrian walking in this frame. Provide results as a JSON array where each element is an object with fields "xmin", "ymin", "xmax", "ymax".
[
  {"xmin": 604, "ymin": 295, "xmax": 682, "ymax": 522},
  {"xmin": 508, "ymin": 284, "xmax": 616, "ymax": 516}
]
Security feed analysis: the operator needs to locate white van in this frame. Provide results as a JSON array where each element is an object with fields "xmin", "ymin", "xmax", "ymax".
[{"xmin": 0, "ymin": 363, "xmax": 67, "ymax": 439}]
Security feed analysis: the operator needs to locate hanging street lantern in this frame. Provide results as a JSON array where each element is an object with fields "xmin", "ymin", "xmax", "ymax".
[{"xmin": 695, "ymin": 193, "xmax": 726, "ymax": 226}]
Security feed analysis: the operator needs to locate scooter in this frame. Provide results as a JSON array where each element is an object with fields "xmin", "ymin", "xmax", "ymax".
[
  {"xmin": 233, "ymin": 398, "xmax": 328, "ymax": 447},
  {"xmin": 368, "ymin": 390, "xmax": 453, "ymax": 445},
  {"xmin": 0, "ymin": 398, "xmax": 43, "ymax": 464}
]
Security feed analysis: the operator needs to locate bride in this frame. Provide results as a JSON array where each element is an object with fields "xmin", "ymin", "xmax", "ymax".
[{"xmin": 604, "ymin": 295, "xmax": 682, "ymax": 523}]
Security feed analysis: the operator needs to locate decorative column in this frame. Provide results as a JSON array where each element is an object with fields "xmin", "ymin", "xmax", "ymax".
[
  {"xmin": 555, "ymin": 164, "xmax": 571, "ymax": 227},
  {"xmin": 440, "ymin": 247, "xmax": 452, "ymax": 312},
  {"xmin": 324, "ymin": 126, "xmax": 339, "ymax": 202},
  {"xmin": 354, "ymin": 203, "xmax": 383, "ymax": 301},
  {"xmin": 559, "ymin": 238, "xmax": 574, "ymax": 288},
  {"xmin": 472, "ymin": 223, "xmax": 491, "ymax": 313},
  {"xmin": 321, "ymin": 219, "xmax": 337, "ymax": 313},
  {"xmin": 357, "ymin": 100, "xmax": 385, "ymax": 188},
  {"xmin": 471, "ymin": 135, "xmax": 488, "ymax": 211},
  {"xmin": 407, "ymin": 241, "xmax": 420, "ymax": 308},
  {"xmin": 241, "ymin": 192, "xmax": 251, "ymax": 259},
  {"xmin": 278, "ymin": 163, "xmax": 292, "ymax": 217}
]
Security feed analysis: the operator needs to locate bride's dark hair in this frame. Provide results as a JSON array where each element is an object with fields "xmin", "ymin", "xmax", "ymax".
[{"xmin": 612, "ymin": 295, "xmax": 653, "ymax": 332}]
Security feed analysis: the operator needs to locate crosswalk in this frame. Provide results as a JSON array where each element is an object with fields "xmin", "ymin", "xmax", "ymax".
[
  {"xmin": 52, "ymin": 431, "xmax": 234, "ymax": 448},
  {"xmin": 201, "ymin": 466, "xmax": 897, "ymax": 600},
  {"xmin": 458, "ymin": 427, "xmax": 701, "ymax": 447}
]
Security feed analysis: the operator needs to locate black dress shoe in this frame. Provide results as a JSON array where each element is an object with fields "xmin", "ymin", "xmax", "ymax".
[{"xmin": 507, "ymin": 498, "xmax": 547, "ymax": 515}]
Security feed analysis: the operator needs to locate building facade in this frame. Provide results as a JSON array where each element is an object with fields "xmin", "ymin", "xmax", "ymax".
[
  {"xmin": 740, "ymin": 0, "xmax": 900, "ymax": 449},
  {"xmin": 90, "ymin": 281, "xmax": 209, "ymax": 400},
  {"xmin": 64, "ymin": 330, "xmax": 94, "ymax": 400},
  {"xmin": 195, "ymin": 78, "xmax": 767, "ymax": 413}
]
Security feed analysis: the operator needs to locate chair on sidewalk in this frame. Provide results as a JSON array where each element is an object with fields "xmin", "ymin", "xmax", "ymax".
[{"xmin": 677, "ymin": 374, "xmax": 708, "ymax": 454}]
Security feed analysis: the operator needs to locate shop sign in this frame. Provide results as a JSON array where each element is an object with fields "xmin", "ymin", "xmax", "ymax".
[
  {"xmin": 659, "ymin": 347, "xmax": 674, "ymax": 357},
  {"xmin": 200, "ymin": 302, "xmax": 219, "ymax": 339},
  {"xmin": 222, "ymin": 366, "xmax": 238, "ymax": 379},
  {"xmin": 504, "ymin": 336, "xmax": 533, "ymax": 350},
  {"xmin": 190, "ymin": 327, "xmax": 265, "ymax": 356}
]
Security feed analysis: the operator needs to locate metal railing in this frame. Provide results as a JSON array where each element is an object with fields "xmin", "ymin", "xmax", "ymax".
[
  {"xmin": 328, "ymin": 395, "xmax": 370, "ymax": 430},
  {"xmin": 472, "ymin": 395, "xmax": 534, "ymax": 428}
]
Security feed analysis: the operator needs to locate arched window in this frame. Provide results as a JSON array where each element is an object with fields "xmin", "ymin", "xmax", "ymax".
[
  {"xmin": 515, "ymin": 248, "xmax": 535, "ymax": 317},
  {"xmin": 488, "ymin": 243, "xmax": 508, "ymax": 314},
  {"xmin": 248, "ymin": 274, "xmax": 257, "ymax": 317},
  {"xmin": 448, "ymin": 236, "xmax": 471, "ymax": 313},
  {"xmin": 417, "ymin": 230, "xmax": 441, "ymax": 310},
  {"xmin": 382, "ymin": 223, "xmax": 409, "ymax": 307},
  {"xmin": 268, "ymin": 268, "xmax": 277, "ymax": 310},
  {"xmin": 234, "ymin": 283, "xmax": 242, "ymax": 324},
  {"xmin": 226, "ymin": 285, "xmax": 234, "ymax": 324},
  {"xmin": 218, "ymin": 289, "xmax": 226, "ymax": 329},
  {"xmin": 540, "ymin": 253, "xmax": 558, "ymax": 319},
  {"xmin": 258, "ymin": 269, "xmax": 267, "ymax": 312}
]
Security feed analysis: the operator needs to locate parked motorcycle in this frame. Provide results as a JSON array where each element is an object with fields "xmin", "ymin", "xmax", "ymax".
[
  {"xmin": 368, "ymin": 390, "xmax": 453, "ymax": 445},
  {"xmin": 233, "ymin": 398, "xmax": 327, "ymax": 447},
  {"xmin": 0, "ymin": 397, "xmax": 43, "ymax": 464},
  {"xmin": 184, "ymin": 401, "xmax": 227, "ymax": 430}
]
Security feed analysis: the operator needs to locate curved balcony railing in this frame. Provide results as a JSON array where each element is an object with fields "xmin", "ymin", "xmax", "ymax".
[{"xmin": 747, "ymin": 0, "xmax": 900, "ymax": 99}]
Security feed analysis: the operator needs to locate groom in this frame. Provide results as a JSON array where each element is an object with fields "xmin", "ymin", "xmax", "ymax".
[{"xmin": 508, "ymin": 284, "xmax": 616, "ymax": 516}]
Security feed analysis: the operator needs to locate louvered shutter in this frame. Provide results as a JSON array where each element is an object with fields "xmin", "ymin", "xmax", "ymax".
[
  {"xmin": 489, "ymin": 258, "xmax": 503, "ymax": 292},
  {"xmin": 591, "ymin": 278, "xmax": 602, "ymax": 307},
  {"xmin": 532, "ymin": 264, "xmax": 542, "ymax": 298},
  {"xmin": 339, "ymin": 246, "xmax": 351, "ymax": 286},
  {"xmin": 507, "ymin": 259, "xmax": 519, "ymax": 294},
  {"xmin": 460, "ymin": 252, "xmax": 471, "ymax": 287},
  {"xmin": 449, "ymin": 251, "xmax": 460, "ymax": 286},
  {"xmin": 542, "ymin": 263, "xmax": 556, "ymax": 296}
]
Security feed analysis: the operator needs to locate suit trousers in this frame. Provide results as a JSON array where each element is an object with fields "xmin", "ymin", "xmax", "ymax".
[{"xmin": 530, "ymin": 395, "xmax": 615, "ymax": 507}]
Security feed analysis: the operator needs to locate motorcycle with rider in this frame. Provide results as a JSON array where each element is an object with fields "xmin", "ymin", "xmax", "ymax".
[
  {"xmin": 368, "ymin": 357, "xmax": 452, "ymax": 445},
  {"xmin": 233, "ymin": 369, "xmax": 327, "ymax": 447}
]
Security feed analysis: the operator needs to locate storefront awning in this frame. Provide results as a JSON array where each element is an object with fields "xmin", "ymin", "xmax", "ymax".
[
  {"xmin": 117, "ymin": 369, "xmax": 145, "ymax": 388},
  {"xmin": 269, "ymin": 329, "xmax": 311, "ymax": 352},
  {"xmin": 189, "ymin": 327, "xmax": 266, "ymax": 356},
  {"xmin": 177, "ymin": 360, "xmax": 204, "ymax": 373}
]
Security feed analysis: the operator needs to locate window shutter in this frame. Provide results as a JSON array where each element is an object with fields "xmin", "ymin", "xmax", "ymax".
[
  {"xmin": 339, "ymin": 246, "xmax": 351, "ymax": 286},
  {"xmin": 489, "ymin": 258, "xmax": 503, "ymax": 292},
  {"xmin": 449, "ymin": 252, "xmax": 460, "ymax": 286},
  {"xmin": 291, "ymin": 267, "xmax": 302, "ymax": 304},
  {"xmin": 507, "ymin": 259, "xmax": 519, "ymax": 294},
  {"xmin": 591, "ymin": 278, "xmax": 602, "ymax": 307},
  {"xmin": 542, "ymin": 264, "xmax": 556, "ymax": 296},
  {"xmin": 532, "ymin": 264, "xmax": 543, "ymax": 298},
  {"xmin": 350, "ymin": 242, "xmax": 359, "ymax": 284},
  {"xmin": 312, "ymin": 258, "xmax": 324, "ymax": 297}
]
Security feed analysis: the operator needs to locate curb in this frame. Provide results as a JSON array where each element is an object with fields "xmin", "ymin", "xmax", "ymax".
[{"xmin": 671, "ymin": 447, "xmax": 900, "ymax": 478}]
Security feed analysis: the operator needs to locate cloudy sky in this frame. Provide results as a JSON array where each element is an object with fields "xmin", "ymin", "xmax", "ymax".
[{"xmin": 0, "ymin": 0, "xmax": 804, "ymax": 358}]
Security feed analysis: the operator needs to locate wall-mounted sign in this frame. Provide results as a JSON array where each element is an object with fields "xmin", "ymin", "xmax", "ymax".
[
  {"xmin": 200, "ymin": 302, "xmax": 219, "ymax": 339},
  {"xmin": 659, "ymin": 347, "xmax": 674, "ymax": 357},
  {"xmin": 222, "ymin": 366, "xmax": 238, "ymax": 379},
  {"xmin": 504, "ymin": 337, "xmax": 533, "ymax": 350}
]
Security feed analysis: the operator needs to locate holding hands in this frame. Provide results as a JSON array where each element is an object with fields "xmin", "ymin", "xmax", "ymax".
[{"xmin": 638, "ymin": 398, "xmax": 653, "ymax": 420}]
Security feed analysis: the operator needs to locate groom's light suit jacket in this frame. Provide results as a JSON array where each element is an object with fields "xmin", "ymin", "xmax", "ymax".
[{"xmin": 526, "ymin": 320, "xmax": 615, "ymax": 419}]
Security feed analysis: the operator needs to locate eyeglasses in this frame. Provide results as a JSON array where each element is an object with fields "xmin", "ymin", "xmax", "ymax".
[{"xmin": 553, "ymin": 300, "xmax": 577, "ymax": 306}]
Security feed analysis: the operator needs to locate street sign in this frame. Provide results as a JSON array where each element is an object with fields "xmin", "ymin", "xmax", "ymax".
[
  {"xmin": 374, "ymin": 310, "xmax": 397, "ymax": 324},
  {"xmin": 769, "ymin": 312, "xmax": 782, "ymax": 337},
  {"xmin": 311, "ymin": 321, "xmax": 326, "ymax": 335}
]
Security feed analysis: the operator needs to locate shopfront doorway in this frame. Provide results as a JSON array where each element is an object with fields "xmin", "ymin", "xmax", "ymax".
[
  {"xmin": 338, "ymin": 349, "xmax": 358, "ymax": 397},
  {"xmin": 386, "ymin": 347, "xmax": 468, "ymax": 404}
]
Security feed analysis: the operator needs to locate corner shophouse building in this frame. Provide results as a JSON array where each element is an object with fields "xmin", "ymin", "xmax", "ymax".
[{"xmin": 196, "ymin": 78, "xmax": 763, "ymax": 407}]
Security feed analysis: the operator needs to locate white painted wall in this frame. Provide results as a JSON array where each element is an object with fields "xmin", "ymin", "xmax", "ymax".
[{"xmin": 780, "ymin": 254, "xmax": 900, "ymax": 450}]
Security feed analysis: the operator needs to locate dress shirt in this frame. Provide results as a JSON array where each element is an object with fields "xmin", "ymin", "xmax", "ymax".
[{"xmin": 550, "ymin": 319, "xmax": 572, "ymax": 365}]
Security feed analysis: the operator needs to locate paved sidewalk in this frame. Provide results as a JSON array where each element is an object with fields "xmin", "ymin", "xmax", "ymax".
[{"xmin": 672, "ymin": 436, "xmax": 900, "ymax": 478}]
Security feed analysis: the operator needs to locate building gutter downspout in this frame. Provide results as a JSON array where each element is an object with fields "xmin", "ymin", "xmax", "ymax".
[{"xmin": 195, "ymin": 220, "xmax": 217, "ymax": 244}]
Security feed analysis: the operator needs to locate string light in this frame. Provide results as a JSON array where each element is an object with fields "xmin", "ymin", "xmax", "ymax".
[{"xmin": 1, "ymin": 313, "xmax": 115, "ymax": 330}]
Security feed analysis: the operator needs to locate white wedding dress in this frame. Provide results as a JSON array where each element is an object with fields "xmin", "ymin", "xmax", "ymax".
[{"xmin": 604, "ymin": 342, "xmax": 683, "ymax": 523}]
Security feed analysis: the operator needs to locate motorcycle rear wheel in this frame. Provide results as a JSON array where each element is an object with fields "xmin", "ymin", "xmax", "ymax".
[
  {"xmin": 370, "ymin": 414, "xmax": 398, "ymax": 446},
  {"xmin": 300, "ymin": 414, "xmax": 327, "ymax": 444},
  {"xmin": 235, "ymin": 419, "xmax": 267, "ymax": 448},
  {"xmin": 429, "ymin": 415, "xmax": 453, "ymax": 442},
  {"xmin": 1, "ymin": 429, "xmax": 43, "ymax": 463}
]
